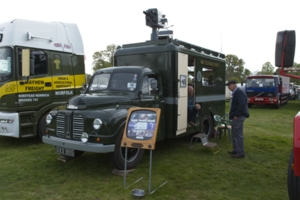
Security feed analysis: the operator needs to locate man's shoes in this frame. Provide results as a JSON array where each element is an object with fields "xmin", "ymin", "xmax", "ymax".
[
  {"xmin": 188, "ymin": 121, "xmax": 197, "ymax": 127},
  {"xmin": 231, "ymin": 154, "xmax": 245, "ymax": 158},
  {"xmin": 227, "ymin": 150, "xmax": 237, "ymax": 154}
]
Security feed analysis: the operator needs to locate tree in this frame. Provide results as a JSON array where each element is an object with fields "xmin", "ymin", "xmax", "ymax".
[
  {"xmin": 225, "ymin": 54, "xmax": 250, "ymax": 82},
  {"xmin": 85, "ymin": 73, "xmax": 92, "ymax": 84},
  {"xmin": 242, "ymin": 68, "xmax": 251, "ymax": 81},
  {"xmin": 260, "ymin": 62, "xmax": 274, "ymax": 74},
  {"xmin": 92, "ymin": 44, "xmax": 117, "ymax": 72}
]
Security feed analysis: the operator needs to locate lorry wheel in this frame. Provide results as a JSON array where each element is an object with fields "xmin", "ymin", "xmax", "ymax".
[
  {"xmin": 203, "ymin": 116, "xmax": 213, "ymax": 138},
  {"xmin": 287, "ymin": 149, "xmax": 300, "ymax": 200},
  {"xmin": 37, "ymin": 113, "xmax": 48, "ymax": 142},
  {"xmin": 109, "ymin": 127, "xmax": 144, "ymax": 170}
]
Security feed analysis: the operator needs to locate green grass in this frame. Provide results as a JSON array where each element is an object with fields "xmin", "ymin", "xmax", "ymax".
[{"xmin": 0, "ymin": 101, "xmax": 296, "ymax": 200}]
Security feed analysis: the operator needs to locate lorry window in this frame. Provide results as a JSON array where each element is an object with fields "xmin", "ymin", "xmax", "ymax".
[
  {"xmin": 202, "ymin": 68, "xmax": 215, "ymax": 86},
  {"xmin": 18, "ymin": 49, "xmax": 48, "ymax": 76},
  {"xmin": 246, "ymin": 78, "xmax": 275, "ymax": 87},
  {"xmin": 110, "ymin": 73, "xmax": 137, "ymax": 91},
  {"xmin": 89, "ymin": 73, "xmax": 110, "ymax": 91},
  {"xmin": 0, "ymin": 47, "xmax": 12, "ymax": 80}
]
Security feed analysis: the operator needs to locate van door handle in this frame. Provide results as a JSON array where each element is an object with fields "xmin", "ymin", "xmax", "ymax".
[{"xmin": 45, "ymin": 82, "xmax": 52, "ymax": 87}]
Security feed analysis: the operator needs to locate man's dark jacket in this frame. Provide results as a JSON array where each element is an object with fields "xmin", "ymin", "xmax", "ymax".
[{"xmin": 229, "ymin": 87, "xmax": 250, "ymax": 120}]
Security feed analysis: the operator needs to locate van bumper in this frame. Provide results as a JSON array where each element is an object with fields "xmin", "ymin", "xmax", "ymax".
[{"xmin": 42, "ymin": 135, "xmax": 115, "ymax": 153}]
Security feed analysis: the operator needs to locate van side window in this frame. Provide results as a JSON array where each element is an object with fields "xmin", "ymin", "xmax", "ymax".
[
  {"xmin": 19, "ymin": 49, "xmax": 48, "ymax": 76},
  {"xmin": 202, "ymin": 68, "xmax": 215, "ymax": 86}
]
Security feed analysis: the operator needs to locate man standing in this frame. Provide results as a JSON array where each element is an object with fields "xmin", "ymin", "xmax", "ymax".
[
  {"xmin": 226, "ymin": 80, "xmax": 249, "ymax": 158},
  {"xmin": 188, "ymin": 85, "xmax": 201, "ymax": 126}
]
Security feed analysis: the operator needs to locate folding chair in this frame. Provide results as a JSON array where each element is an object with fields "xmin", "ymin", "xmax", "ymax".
[
  {"xmin": 214, "ymin": 115, "xmax": 231, "ymax": 143},
  {"xmin": 222, "ymin": 114, "xmax": 232, "ymax": 143}
]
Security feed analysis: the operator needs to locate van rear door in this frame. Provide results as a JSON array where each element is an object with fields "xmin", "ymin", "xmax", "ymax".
[{"xmin": 176, "ymin": 52, "xmax": 188, "ymax": 135}]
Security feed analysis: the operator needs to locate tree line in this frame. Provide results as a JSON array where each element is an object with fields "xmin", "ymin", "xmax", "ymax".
[{"xmin": 88, "ymin": 44, "xmax": 300, "ymax": 85}]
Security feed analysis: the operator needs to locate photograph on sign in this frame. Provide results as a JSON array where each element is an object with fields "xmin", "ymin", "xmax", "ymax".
[
  {"xmin": 122, "ymin": 108, "xmax": 161, "ymax": 150},
  {"xmin": 127, "ymin": 110, "xmax": 156, "ymax": 140}
]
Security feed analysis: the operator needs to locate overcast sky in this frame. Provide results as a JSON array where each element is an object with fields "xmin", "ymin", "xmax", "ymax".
[{"xmin": 2, "ymin": 0, "xmax": 300, "ymax": 75}]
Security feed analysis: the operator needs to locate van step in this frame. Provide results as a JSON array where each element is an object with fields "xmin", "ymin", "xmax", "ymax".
[{"xmin": 188, "ymin": 133, "xmax": 219, "ymax": 154}]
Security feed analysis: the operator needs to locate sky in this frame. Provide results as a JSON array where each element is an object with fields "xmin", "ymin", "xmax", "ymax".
[{"xmin": 2, "ymin": 0, "xmax": 300, "ymax": 75}]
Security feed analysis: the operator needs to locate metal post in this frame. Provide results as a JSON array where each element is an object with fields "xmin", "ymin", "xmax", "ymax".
[
  {"xmin": 150, "ymin": 28, "xmax": 158, "ymax": 41},
  {"xmin": 123, "ymin": 147, "xmax": 127, "ymax": 188},
  {"xmin": 148, "ymin": 149, "xmax": 168, "ymax": 194},
  {"xmin": 148, "ymin": 150, "xmax": 152, "ymax": 194}
]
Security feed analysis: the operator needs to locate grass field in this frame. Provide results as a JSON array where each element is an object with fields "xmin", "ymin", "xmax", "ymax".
[{"xmin": 0, "ymin": 101, "xmax": 297, "ymax": 200}]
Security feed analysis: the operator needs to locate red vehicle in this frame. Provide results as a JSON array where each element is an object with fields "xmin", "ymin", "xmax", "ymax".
[{"xmin": 275, "ymin": 30, "xmax": 300, "ymax": 199}]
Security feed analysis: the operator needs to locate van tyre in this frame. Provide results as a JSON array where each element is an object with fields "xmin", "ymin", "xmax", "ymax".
[
  {"xmin": 109, "ymin": 127, "xmax": 144, "ymax": 170},
  {"xmin": 37, "ymin": 113, "xmax": 48, "ymax": 142},
  {"xmin": 287, "ymin": 149, "xmax": 300, "ymax": 200},
  {"xmin": 203, "ymin": 115, "xmax": 213, "ymax": 139}
]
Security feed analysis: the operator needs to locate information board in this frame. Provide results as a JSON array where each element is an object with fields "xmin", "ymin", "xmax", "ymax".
[{"xmin": 121, "ymin": 107, "xmax": 161, "ymax": 150}]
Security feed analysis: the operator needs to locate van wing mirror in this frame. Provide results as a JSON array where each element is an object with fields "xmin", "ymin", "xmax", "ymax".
[
  {"xmin": 275, "ymin": 30, "xmax": 296, "ymax": 67},
  {"xmin": 81, "ymin": 83, "xmax": 87, "ymax": 94},
  {"xmin": 21, "ymin": 49, "xmax": 30, "ymax": 77}
]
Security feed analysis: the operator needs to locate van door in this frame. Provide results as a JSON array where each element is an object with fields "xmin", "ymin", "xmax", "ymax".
[{"xmin": 176, "ymin": 53, "xmax": 188, "ymax": 135}]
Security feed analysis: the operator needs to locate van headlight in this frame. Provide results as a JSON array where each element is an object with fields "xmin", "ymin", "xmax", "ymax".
[
  {"xmin": 93, "ymin": 119, "xmax": 102, "ymax": 130},
  {"xmin": 46, "ymin": 114, "xmax": 52, "ymax": 124}
]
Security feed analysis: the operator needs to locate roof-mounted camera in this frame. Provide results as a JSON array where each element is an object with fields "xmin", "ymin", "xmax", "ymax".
[{"xmin": 143, "ymin": 8, "xmax": 168, "ymax": 41}]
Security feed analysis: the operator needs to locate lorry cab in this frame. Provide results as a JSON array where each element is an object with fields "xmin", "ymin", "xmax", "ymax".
[
  {"xmin": 0, "ymin": 19, "xmax": 85, "ymax": 140},
  {"xmin": 246, "ymin": 75, "xmax": 289, "ymax": 108}
]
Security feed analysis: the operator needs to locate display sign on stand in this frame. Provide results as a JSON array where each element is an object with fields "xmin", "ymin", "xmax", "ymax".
[
  {"xmin": 121, "ymin": 107, "xmax": 167, "ymax": 195},
  {"xmin": 121, "ymin": 107, "xmax": 161, "ymax": 150}
]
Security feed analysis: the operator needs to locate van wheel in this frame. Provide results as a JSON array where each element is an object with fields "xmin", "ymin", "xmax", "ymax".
[
  {"xmin": 202, "ymin": 116, "xmax": 213, "ymax": 138},
  {"xmin": 37, "ymin": 113, "xmax": 48, "ymax": 142},
  {"xmin": 248, "ymin": 104, "xmax": 252, "ymax": 108},
  {"xmin": 109, "ymin": 127, "xmax": 144, "ymax": 170},
  {"xmin": 287, "ymin": 149, "xmax": 300, "ymax": 199}
]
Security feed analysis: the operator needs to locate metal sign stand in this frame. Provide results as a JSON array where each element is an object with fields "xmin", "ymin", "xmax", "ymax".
[
  {"xmin": 123, "ymin": 148, "xmax": 143, "ymax": 189},
  {"xmin": 123, "ymin": 148, "xmax": 167, "ymax": 195},
  {"xmin": 148, "ymin": 150, "xmax": 168, "ymax": 194}
]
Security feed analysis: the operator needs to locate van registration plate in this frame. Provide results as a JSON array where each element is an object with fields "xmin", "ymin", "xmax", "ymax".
[
  {"xmin": 255, "ymin": 98, "xmax": 263, "ymax": 101},
  {"xmin": 56, "ymin": 146, "xmax": 75, "ymax": 157}
]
